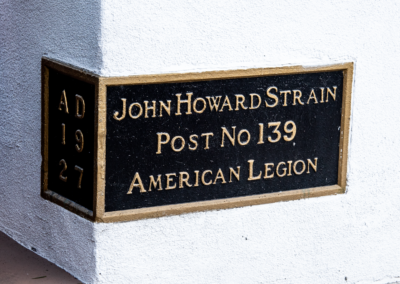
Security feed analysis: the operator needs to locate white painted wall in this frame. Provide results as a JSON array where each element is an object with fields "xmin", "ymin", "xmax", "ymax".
[
  {"xmin": 2, "ymin": 0, "xmax": 400, "ymax": 283},
  {"xmin": 96, "ymin": 1, "xmax": 400, "ymax": 283},
  {"xmin": 0, "ymin": 1, "xmax": 101, "ymax": 283}
]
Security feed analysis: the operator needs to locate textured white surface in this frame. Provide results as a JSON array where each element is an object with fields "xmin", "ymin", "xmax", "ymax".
[
  {"xmin": 95, "ymin": 1, "xmax": 400, "ymax": 283},
  {"xmin": 2, "ymin": 0, "xmax": 400, "ymax": 283},
  {"xmin": 0, "ymin": 1, "xmax": 101, "ymax": 283}
]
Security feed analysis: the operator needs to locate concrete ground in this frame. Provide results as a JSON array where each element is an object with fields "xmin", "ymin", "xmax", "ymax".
[{"xmin": 0, "ymin": 231, "xmax": 80, "ymax": 284}]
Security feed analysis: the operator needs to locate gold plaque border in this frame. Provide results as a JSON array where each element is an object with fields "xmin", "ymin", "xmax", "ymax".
[{"xmin": 41, "ymin": 58, "xmax": 353, "ymax": 223}]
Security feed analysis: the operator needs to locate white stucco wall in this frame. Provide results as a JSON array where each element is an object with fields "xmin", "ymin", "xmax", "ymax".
[
  {"xmin": 2, "ymin": 0, "xmax": 400, "ymax": 283},
  {"xmin": 0, "ymin": 1, "xmax": 101, "ymax": 283},
  {"xmin": 95, "ymin": 1, "xmax": 400, "ymax": 283}
]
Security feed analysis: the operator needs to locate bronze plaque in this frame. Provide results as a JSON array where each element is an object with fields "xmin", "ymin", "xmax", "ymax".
[{"xmin": 41, "ymin": 58, "xmax": 352, "ymax": 222}]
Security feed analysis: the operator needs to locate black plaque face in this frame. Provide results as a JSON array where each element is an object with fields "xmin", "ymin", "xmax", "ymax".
[
  {"xmin": 46, "ymin": 68, "xmax": 95, "ymax": 210},
  {"xmin": 105, "ymin": 71, "xmax": 343, "ymax": 212}
]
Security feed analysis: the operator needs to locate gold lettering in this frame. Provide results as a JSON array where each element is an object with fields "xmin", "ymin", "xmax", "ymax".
[
  {"xmin": 61, "ymin": 123, "xmax": 66, "ymax": 145},
  {"xmin": 258, "ymin": 123, "xmax": 264, "ymax": 144},
  {"xmin": 58, "ymin": 90, "xmax": 69, "ymax": 113},
  {"xmin": 221, "ymin": 126, "xmax": 236, "ymax": 147},
  {"xmin": 229, "ymin": 167, "xmax": 240, "ymax": 182},
  {"xmin": 326, "ymin": 87, "xmax": 337, "ymax": 102},
  {"xmin": 283, "ymin": 121, "xmax": 297, "ymax": 142},
  {"xmin": 193, "ymin": 97, "xmax": 207, "ymax": 113},
  {"xmin": 179, "ymin": 172, "xmax": 192, "ymax": 188},
  {"xmin": 206, "ymin": 96, "xmax": 222, "ymax": 111},
  {"xmin": 237, "ymin": 129, "xmax": 251, "ymax": 146},
  {"xmin": 59, "ymin": 159, "xmax": 67, "ymax": 182},
  {"xmin": 307, "ymin": 89, "xmax": 318, "ymax": 104},
  {"xmin": 189, "ymin": 134, "xmax": 198, "ymax": 150},
  {"xmin": 213, "ymin": 169, "xmax": 227, "ymax": 184},
  {"xmin": 292, "ymin": 90, "xmax": 304, "ymax": 106},
  {"xmin": 171, "ymin": 136, "xmax": 185, "ymax": 152},
  {"xmin": 201, "ymin": 132, "xmax": 214, "ymax": 149},
  {"xmin": 176, "ymin": 93, "xmax": 193, "ymax": 115},
  {"xmin": 156, "ymin": 133, "xmax": 170, "ymax": 154},
  {"xmin": 201, "ymin": 170, "xmax": 213, "ymax": 186},
  {"xmin": 159, "ymin": 100, "xmax": 171, "ymax": 117},
  {"xmin": 287, "ymin": 160, "xmax": 293, "ymax": 176},
  {"xmin": 165, "ymin": 173, "xmax": 177, "ymax": 190},
  {"xmin": 144, "ymin": 100, "xmax": 156, "ymax": 118},
  {"xmin": 268, "ymin": 122, "xmax": 281, "ymax": 143},
  {"xmin": 149, "ymin": 175, "xmax": 163, "ymax": 191},
  {"xmin": 235, "ymin": 95, "xmax": 248, "ymax": 110},
  {"xmin": 249, "ymin": 93, "xmax": 261, "ymax": 109},
  {"xmin": 129, "ymin": 103, "xmax": 143, "ymax": 119},
  {"xmin": 194, "ymin": 170, "xmax": 200, "ymax": 187},
  {"xmin": 307, "ymin": 158, "xmax": 318, "ymax": 173},
  {"xmin": 276, "ymin": 162, "xmax": 287, "ymax": 177},
  {"xmin": 248, "ymin": 160, "xmax": 261, "ymax": 181},
  {"xmin": 74, "ymin": 165, "xmax": 84, "ymax": 188},
  {"xmin": 75, "ymin": 95, "xmax": 85, "ymax": 119},
  {"xmin": 265, "ymin": 87, "xmax": 279, "ymax": 108},
  {"xmin": 127, "ymin": 172, "xmax": 145, "ymax": 194},
  {"xmin": 294, "ymin": 160, "xmax": 306, "ymax": 175},
  {"xmin": 280, "ymin": 90, "xmax": 291, "ymax": 107},
  {"xmin": 264, "ymin": 163, "xmax": 274, "ymax": 179},
  {"xmin": 320, "ymin": 88, "xmax": 325, "ymax": 103},
  {"xmin": 219, "ymin": 96, "xmax": 233, "ymax": 112},
  {"xmin": 75, "ymin": 130, "xmax": 84, "ymax": 153},
  {"xmin": 114, "ymin": 98, "xmax": 126, "ymax": 120}
]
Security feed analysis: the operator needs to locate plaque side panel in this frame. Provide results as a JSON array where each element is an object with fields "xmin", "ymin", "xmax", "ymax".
[
  {"xmin": 41, "ymin": 59, "xmax": 100, "ymax": 221},
  {"xmin": 338, "ymin": 64, "xmax": 353, "ymax": 190}
]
